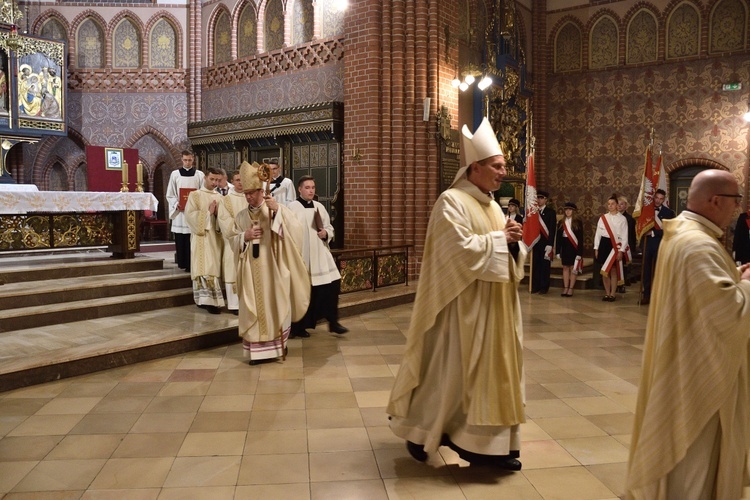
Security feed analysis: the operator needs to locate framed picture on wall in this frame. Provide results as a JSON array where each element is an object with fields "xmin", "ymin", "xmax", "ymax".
[{"xmin": 105, "ymin": 148, "xmax": 124, "ymax": 171}]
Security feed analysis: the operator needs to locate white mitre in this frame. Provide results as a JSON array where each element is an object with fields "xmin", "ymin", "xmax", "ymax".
[{"xmin": 452, "ymin": 117, "xmax": 504, "ymax": 188}]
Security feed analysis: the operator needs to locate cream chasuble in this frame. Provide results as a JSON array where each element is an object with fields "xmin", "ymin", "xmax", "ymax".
[
  {"xmin": 233, "ymin": 204, "xmax": 310, "ymax": 358},
  {"xmin": 185, "ymin": 187, "xmax": 225, "ymax": 307},
  {"xmin": 626, "ymin": 211, "xmax": 750, "ymax": 499},
  {"xmin": 288, "ymin": 199, "xmax": 341, "ymax": 286},
  {"xmin": 387, "ymin": 179, "xmax": 528, "ymax": 454}
]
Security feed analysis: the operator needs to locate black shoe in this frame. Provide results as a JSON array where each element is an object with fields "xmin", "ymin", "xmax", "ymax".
[
  {"xmin": 231, "ymin": 310, "xmax": 239, "ymax": 316},
  {"xmin": 205, "ymin": 305, "xmax": 221, "ymax": 314},
  {"xmin": 538, "ymin": 289, "xmax": 548, "ymax": 295},
  {"xmin": 290, "ymin": 330, "xmax": 310, "ymax": 339},
  {"xmin": 329, "ymin": 323, "xmax": 348, "ymax": 334},
  {"xmin": 406, "ymin": 441, "xmax": 428, "ymax": 462},
  {"xmin": 616, "ymin": 285, "xmax": 626, "ymax": 293}
]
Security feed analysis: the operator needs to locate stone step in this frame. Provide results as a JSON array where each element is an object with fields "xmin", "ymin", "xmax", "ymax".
[
  {"xmin": 0, "ymin": 288, "xmax": 195, "ymax": 333},
  {"xmin": 0, "ymin": 269, "xmax": 192, "ymax": 310},
  {"xmin": 0, "ymin": 255, "xmax": 164, "ymax": 284}
]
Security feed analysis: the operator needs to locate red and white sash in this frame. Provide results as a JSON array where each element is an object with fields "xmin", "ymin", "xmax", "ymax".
[
  {"xmin": 600, "ymin": 215, "xmax": 624, "ymax": 285},
  {"xmin": 539, "ymin": 209, "xmax": 549, "ymax": 239},
  {"xmin": 654, "ymin": 208, "xmax": 662, "ymax": 230},
  {"xmin": 563, "ymin": 219, "xmax": 584, "ymax": 274}
]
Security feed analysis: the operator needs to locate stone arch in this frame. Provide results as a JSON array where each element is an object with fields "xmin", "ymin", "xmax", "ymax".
[
  {"xmin": 208, "ymin": 3, "xmax": 233, "ymax": 66},
  {"xmin": 145, "ymin": 11, "xmax": 184, "ymax": 69},
  {"xmin": 665, "ymin": 156, "xmax": 729, "ymax": 175},
  {"xmin": 40, "ymin": 156, "xmax": 71, "ymax": 191},
  {"xmin": 125, "ymin": 126, "xmax": 182, "ymax": 168},
  {"xmin": 708, "ymin": 0, "xmax": 748, "ymax": 53},
  {"xmin": 665, "ymin": 0, "xmax": 703, "ymax": 58},
  {"xmin": 108, "ymin": 11, "xmax": 145, "ymax": 69},
  {"xmin": 550, "ymin": 17, "xmax": 585, "ymax": 73},
  {"xmin": 263, "ymin": 0, "xmax": 286, "ymax": 52},
  {"xmin": 665, "ymin": 157, "xmax": 730, "ymax": 212},
  {"xmin": 72, "ymin": 156, "xmax": 88, "ymax": 191},
  {"xmin": 32, "ymin": 10, "xmax": 70, "ymax": 42},
  {"xmin": 71, "ymin": 11, "xmax": 108, "ymax": 69},
  {"xmin": 624, "ymin": 4, "xmax": 660, "ymax": 64},
  {"xmin": 290, "ymin": 0, "xmax": 313, "ymax": 46},
  {"xmin": 588, "ymin": 11, "xmax": 621, "ymax": 69},
  {"xmin": 235, "ymin": 0, "xmax": 259, "ymax": 59}
]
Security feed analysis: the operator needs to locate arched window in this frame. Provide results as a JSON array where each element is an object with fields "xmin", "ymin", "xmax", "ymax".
[
  {"xmin": 291, "ymin": 0, "xmax": 313, "ymax": 45},
  {"xmin": 667, "ymin": 2, "xmax": 700, "ymax": 59},
  {"xmin": 74, "ymin": 164, "xmax": 88, "ymax": 191},
  {"xmin": 709, "ymin": 0, "xmax": 747, "ymax": 53},
  {"xmin": 213, "ymin": 10, "xmax": 232, "ymax": 64},
  {"xmin": 555, "ymin": 22, "xmax": 582, "ymax": 72},
  {"xmin": 590, "ymin": 16, "xmax": 619, "ymax": 69},
  {"xmin": 627, "ymin": 10, "xmax": 657, "ymax": 64},
  {"xmin": 113, "ymin": 18, "xmax": 141, "ymax": 68},
  {"xmin": 238, "ymin": 3, "xmax": 257, "ymax": 58},
  {"xmin": 41, "ymin": 18, "xmax": 67, "ymax": 43},
  {"xmin": 265, "ymin": 0, "xmax": 284, "ymax": 52},
  {"xmin": 150, "ymin": 18, "xmax": 177, "ymax": 69},
  {"xmin": 77, "ymin": 18, "xmax": 105, "ymax": 68}
]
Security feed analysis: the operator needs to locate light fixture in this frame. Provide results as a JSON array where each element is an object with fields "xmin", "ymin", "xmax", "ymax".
[
  {"xmin": 459, "ymin": 82, "xmax": 469, "ymax": 92},
  {"xmin": 477, "ymin": 75, "xmax": 493, "ymax": 91},
  {"xmin": 451, "ymin": 78, "xmax": 461, "ymax": 89},
  {"xmin": 332, "ymin": 0, "xmax": 349, "ymax": 12},
  {"xmin": 464, "ymin": 74, "xmax": 475, "ymax": 85},
  {"xmin": 744, "ymin": 110, "xmax": 750, "ymax": 123}
]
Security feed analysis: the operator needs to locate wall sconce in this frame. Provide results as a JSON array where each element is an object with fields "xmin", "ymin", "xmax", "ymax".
[
  {"xmin": 743, "ymin": 106, "xmax": 750, "ymax": 123},
  {"xmin": 350, "ymin": 147, "xmax": 362, "ymax": 161}
]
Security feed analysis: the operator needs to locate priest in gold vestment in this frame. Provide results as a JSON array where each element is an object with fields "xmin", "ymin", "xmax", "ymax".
[
  {"xmin": 626, "ymin": 169, "xmax": 750, "ymax": 500},
  {"xmin": 232, "ymin": 162, "xmax": 311, "ymax": 363},
  {"xmin": 185, "ymin": 166, "xmax": 226, "ymax": 314},
  {"xmin": 387, "ymin": 118, "xmax": 527, "ymax": 469},
  {"xmin": 217, "ymin": 170, "xmax": 248, "ymax": 314}
]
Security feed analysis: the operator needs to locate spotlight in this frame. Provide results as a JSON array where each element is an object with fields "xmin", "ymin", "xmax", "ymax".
[{"xmin": 477, "ymin": 76, "xmax": 492, "ymax": 91}]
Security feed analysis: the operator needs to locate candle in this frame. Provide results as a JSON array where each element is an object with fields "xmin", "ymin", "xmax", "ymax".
[
  {"xmin": 136, "ymin": 162, "xmax": 143, "ymax": 184},
  {"xmin": 122, "ymin": 160, "xmax": 128, "ymax": 184}
]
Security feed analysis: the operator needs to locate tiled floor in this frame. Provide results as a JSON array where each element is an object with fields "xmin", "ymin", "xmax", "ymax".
[{"xmin": 1, "ymin": 288, "xmax": 651, "ymax": 499}]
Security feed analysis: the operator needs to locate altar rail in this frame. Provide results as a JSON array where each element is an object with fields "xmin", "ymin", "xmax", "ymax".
[{"xmin": 331, "ymin": 244, "xmax": 413, "ymax": 294}]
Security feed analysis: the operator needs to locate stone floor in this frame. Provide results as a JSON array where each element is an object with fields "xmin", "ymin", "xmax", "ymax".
[{"xmin": 0, "ymin": 285, "xmax": 723, "ymax": 499}]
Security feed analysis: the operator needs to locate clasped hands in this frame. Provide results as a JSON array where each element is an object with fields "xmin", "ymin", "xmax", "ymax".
[{"xmin": 504, "ymin": 219, "xmax": 522, "ymax": 243}]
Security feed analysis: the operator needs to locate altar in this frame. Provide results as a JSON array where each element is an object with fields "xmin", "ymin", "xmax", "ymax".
[{"xmin": 0, "ymin": 191, "xmax": 159, "ymax": 258}]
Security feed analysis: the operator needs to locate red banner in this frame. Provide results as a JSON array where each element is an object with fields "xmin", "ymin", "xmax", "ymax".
[{"xmin": 633, "ymin": 145, "xmax": 656, "ymax": 243}]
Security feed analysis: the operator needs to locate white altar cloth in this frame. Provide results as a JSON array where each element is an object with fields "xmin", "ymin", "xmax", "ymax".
[
  {"xmin": 0, "ymin": 184, "xmax": 39, "ymax": 192},
  {"xmin": 0, "ymin": 191, "xmax": 159, "ymax": 215}
]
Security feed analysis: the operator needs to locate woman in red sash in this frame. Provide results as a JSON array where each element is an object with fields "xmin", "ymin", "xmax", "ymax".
[
  {"xmin": 594, "ymin": 194, "xmax": 629, "ymax": 301},
  {"xmin": 555, "ymin": 202, "xmax": 583, "ymax": 296}
]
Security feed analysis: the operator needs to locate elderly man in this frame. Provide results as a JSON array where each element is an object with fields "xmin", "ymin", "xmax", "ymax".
[
  {"xmin": 232, "ymin": 162, "xmax": 310, "ymax": 364},
  {"xmin": 387, "ymin": 118, "xmax": 527, "ymax": 470},
  {"xmin": 626, "ymin": 169, "xmax": 750, "ymax": 499}
]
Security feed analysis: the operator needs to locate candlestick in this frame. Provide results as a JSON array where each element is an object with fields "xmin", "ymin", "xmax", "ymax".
[
  {"xmin": 120, "ymin": 160, "xmax": 129, "ymax": 192},
  {"xmin": 136, "ymin": 162, "xmax": 143, "ymax": 184}
]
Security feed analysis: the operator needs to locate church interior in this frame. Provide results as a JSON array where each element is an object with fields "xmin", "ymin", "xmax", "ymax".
[{"xmin": 0, "ymin": 0, "xmax": 749, "ymax": 497}]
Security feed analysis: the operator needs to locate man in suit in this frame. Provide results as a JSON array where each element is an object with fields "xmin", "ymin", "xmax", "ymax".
[
  {"xmin": 530, "ymin": 190, "xmax": 556, "ymax": 294},
  {"xmin": 641, "ymin": 189, "xmax": 675, "ymax": 304}
]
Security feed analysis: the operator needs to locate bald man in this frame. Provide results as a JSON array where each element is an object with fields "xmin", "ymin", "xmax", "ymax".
[{"xmin": 626, "ymin": 169, "xmax": 750, "ymax": 500}]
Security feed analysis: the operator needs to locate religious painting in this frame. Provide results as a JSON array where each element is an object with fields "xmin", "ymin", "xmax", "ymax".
[
  {"xmin": 0, "ymin": 52, "xmax": 7, "ymax": 115},
  {"xmin": 105, "ymin": 148, "xmax": 124, "ymax": 171},
  {"xmin": 14, "ymin": 34, "xmax": 66, "ymax": 134}
]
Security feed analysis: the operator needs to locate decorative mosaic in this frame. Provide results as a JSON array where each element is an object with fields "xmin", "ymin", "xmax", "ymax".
[
  {"xmin": 709, "ymin": 0, "xmax": 746, "ymax": 53},
  {"xmin": 204, "ymin": 37, "xmax": 344, "ymax": 90},
  {"xmin": 590, "ymin": 17, "xmax": 619, "ymax": 69},
  {"xmin": 41, "ymin": 18, "xmax": 67, "ymax": 43},
  {"xmin": 339, "ymin": 256, "xmax": 373, "ymax": 293},
  {"xmin": 150, "ymin": 18, "xmax": 177, "ymax": 69},
  {"xmin": 238, "ymin": 4, "xmax": 257, "ymax": 59},
  {"xmin": 546, "ymin": 54, "xmax": 750, "ymax": 251},
  {"xmin": 627, "ymin": 10, "xmax": 657, "ymax": 64},
  {"xmin": 667, "ymin": 3, "xmax": 700, "ymax": 59},
  {"xmin": 555, "ymin": 23, "xmax": 582, "ymax": 72},
  {"xmin": 113, "ymin": 18, "xmax": 140, "ymax": 68},
  {"xmin": 292, "ymin": 0, "xmax": 314, "ymax": 46},
  {"xmin": 201, "ymin": 65, "xmax": 343, "ymax": 120},
  {"xmin": 318, "ymin": 0, "xmax": 345, "ymax": 39},
  {"xmin": 214, "ymin": 10, "xmax": 231, "ymax": 65},
  {"xmin": 77, "ymin": 18, "xmax": 104, "ymax": 68},
  {"xmin": 376, "ymin": 253, "xmax": 407, "ymax": 287},
  {"xmin": 265, "ymin": 0, "xmax": 284, "ymax": 52},
  {"xmin": 68, "ymin": 92, "xmax": 188, "ymax": 147}
]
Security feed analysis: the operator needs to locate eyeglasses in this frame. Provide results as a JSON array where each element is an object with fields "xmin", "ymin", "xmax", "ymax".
[{"xmin": 715, "ymin": 194, "xmax": 743, "ymax": 205}]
